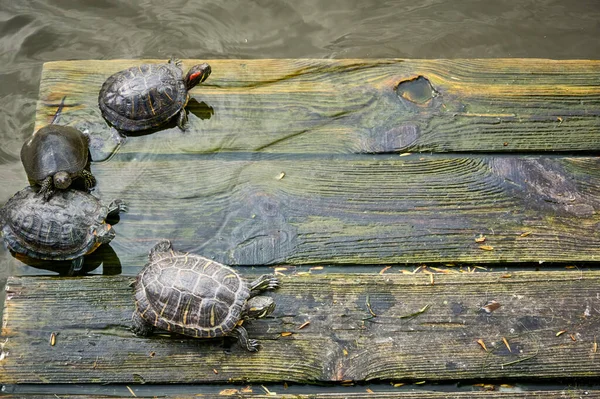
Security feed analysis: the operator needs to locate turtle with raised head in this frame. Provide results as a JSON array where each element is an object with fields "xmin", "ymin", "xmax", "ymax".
[
  {"xmin": 132, "ymin": 239, "xmax": 279, "ymax": 352},
  {"xmin": 0, "ymin": 186, "xmax": 126, "ymax": 275},
  {"xmin": 21, "ymin": 101, "xmax": 96, "ymax": 201},
  {"xmin": 98, "ymin": 58, "xmax": 211, "ymax": 132}
]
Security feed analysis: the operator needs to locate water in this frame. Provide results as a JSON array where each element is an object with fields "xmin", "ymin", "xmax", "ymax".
[{"xmin": 0, "ymin": 0, "xmax": 599, "ymax": 394}]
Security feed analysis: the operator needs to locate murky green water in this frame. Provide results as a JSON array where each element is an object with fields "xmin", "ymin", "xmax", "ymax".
[{"xmin": 0, "ymin": 0, "xmax": 599, "ymax": 394}]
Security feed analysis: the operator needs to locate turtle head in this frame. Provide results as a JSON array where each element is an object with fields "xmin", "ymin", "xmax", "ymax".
[
  {"xmin": 185, "ymin": 63, "xmax": 211, "ymax": 90},
  {"xmin": 244, "ymin": 296, "xmax": 275, "ymax": 320},
  {"xmin": 95, "ymin": 223, "xmax": 116, "ymax": 245},
  {"xmin": 53, "ymin": 171, "xmax": 72, "ymax": 189}
]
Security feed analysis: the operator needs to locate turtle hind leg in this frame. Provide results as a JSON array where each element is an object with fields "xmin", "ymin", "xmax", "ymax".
[
  {"xmin": 168, "ymin": 57, "xmax": 183, "ymax": 68},
  {"xmin": 132, "ymin": 312, "xmax": 154, "ymax": 336},
  {"xmin": 68, "ymin": 256, "xmax": 84, "ymax": 276},
  {"xmin": 176, "ymin": 109, "xmax": 188, "ymax": 131},
  {"xmin": 149, "ymin": 239, "xmax": 173, "ymax": 262},
  {"xmin": 38, "ymin": 176, "xmax": 55, "ymax": 201},
  {"xmin": 249, "ymin": 274, "xmax": 280, "ymax": 296},
  {"xmin": 230, "ymin": 325, "xmax": 259, "ymax": 352},
  {"xmin": 107, "ymin": 199, "xmax": 128, "ymax": 217}
]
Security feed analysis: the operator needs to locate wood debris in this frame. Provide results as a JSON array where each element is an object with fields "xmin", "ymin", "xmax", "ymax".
[
  {"xmin": 477, "ymin": 339, "xmax": 488, "ymax": 352},
  {"xmin": 502, "ymin": 337, "xmax": 512, "ymax": 352},
  {"xmin": 298, "ymin": 321, "xmax": 311, "ymax": 330},
  {"xmin": 570, "ymin": 334, "xmax": 577, "ymax": 341},
  {"xmin": 261, "ymin": 385, "xmax": 276, "ymax": 395},
  {"xmin": 379, "ymin": 265, "xmax": 392, "ymax": 274},
  {"xmin": 219, "ymin": 389, "xmax": 239, "ymax": 396},
  {"xmin": 126, "ymin": 386, "xmax": 137, "ymax": 397},
  {"xmin": 481, "ymin": 300, "xmax": 501, "ymax": 314}
]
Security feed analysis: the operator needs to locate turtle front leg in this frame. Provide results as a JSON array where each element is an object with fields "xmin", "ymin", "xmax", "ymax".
[
  {"xmin": 176, "ymin": 109, "xmax": 188, "ymax": 131},
  {"xmin": 249, "ymin": 274, "xmax": 280, "ymax": 296},
  {"xmin": 79, "ymin": 169, "xmax": 97, "ymax": 191},
  {"xmin": 132, "ymin": 311, "xmax": 154, "ymax": 336},
  {"xmin": 107, "ymin": 199, "xmax": 128, "ymax": 217},
  {"xmin": 229, "ymin": 325, "xmax": 259, "ymax": 352},
  {"xmin": 38, "ymin": 176, "xmax": 55, "ymax": 201}
]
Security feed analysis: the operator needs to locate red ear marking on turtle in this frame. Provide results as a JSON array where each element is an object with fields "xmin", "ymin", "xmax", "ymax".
[{"xmin": 189, "ymin": 72, "xmax": 203, "ymax": 82}]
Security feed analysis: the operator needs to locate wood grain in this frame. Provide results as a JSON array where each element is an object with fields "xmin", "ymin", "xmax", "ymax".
[
  {"xmin": 91, "ymin": 155, "xmax": 600, "ymax": 269},
  {"xmin": 2, "ymin": 272, "xmax": 599, "ymax": 384},
  {"xmin": 35, "ymin": 59, "xmax": 600, "ymax": 159}
]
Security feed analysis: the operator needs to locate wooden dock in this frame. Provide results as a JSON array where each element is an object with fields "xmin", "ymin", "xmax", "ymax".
[{"xmin": 1, "ymin": 59, "xmax": 600, "ymax": 397}]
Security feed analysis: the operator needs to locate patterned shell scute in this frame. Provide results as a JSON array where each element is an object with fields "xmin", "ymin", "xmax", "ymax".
[
  {"xmin": 0, "ymin": 187, "xmax": 107, "ymax": 259},
  {"xmin": 21, "ymin": 125, "xmax": 89, "ymax": 182},
  {"xmin": 139, "ymin": 252, "xmax": 250, "ymax": 336},
  {"xmin": 99, "ymin": 63, "xmax": 187, "ymax": 130}
]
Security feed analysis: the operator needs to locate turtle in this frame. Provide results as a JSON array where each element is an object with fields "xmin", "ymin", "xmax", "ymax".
[
  {"xmin": 20, "ymin": 125, "xmax": 96, "ymax": 201},
  {"xmin": 98, "ymin": 58, "xmax": 211, "ymax": 132},
  {"xmin": 132, "ymin": 239, "xmax": 279, "ymax": 352},
  {"xmin": 0, "ymin": 186, "xmax": 127, "ymax": 275},
  {"xmin": 21, "ymin": 103, "xmax": 96, "ymax": 201}
]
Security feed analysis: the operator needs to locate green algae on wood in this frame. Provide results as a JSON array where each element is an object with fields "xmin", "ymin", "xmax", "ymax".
[
  {"xmin": 3, "ymin": 154, "xmax": 600, "ymax": 273},
  {"xmin": 89, "ymin": 155, "xmax": 600, "ymax": 269},
  {"xmin": 2, "ymin": 272, "xmax": 599, "ymax": 384},
  {"xmin": 35, "ymin": 59, "xmax": 600, "ymax": 158}
]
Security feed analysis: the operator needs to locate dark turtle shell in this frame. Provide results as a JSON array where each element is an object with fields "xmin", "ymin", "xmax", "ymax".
[
  {"xmin": 98, "ymin": 62, "xmax": 187, "ymax": 132},
  {"xmin": 20, "ymin": 125, "xmax": 89, "ymax": 184},
  {"xmin": 134, "ymin": 248, "xmax": 250, "ymax": 338},
  {"xmin": 0, "ymin": 187, "xmax": 114, "ymax": 260}
]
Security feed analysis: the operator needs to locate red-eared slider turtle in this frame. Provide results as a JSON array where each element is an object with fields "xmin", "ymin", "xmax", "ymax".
[
  {"xmin": 0, "ymin": 186, "xmax": 126, "ymax": 274},
  {"xmin": 21, "ymin": 124, "xmax": 95, "ymax": 201},
  {"xmin": 132, "ymin": 239, "xmax": 279, "ymax": 352},
  {"xmin": 98, "ymin": 58, "xmax": 211, "ymax": 132}
]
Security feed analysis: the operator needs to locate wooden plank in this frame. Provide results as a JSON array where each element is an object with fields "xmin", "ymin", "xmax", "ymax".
[
  {"xmin": 2, "ymin": 272, "xmax": 599, "ymax": 384},
  {"xmin": 4, "ymin": 154, "xmax": 600, "ymax": 272},
  {"xmin": 66, "ymin": 155, "xmax": 600, "ymax": 269},
  {"xmin": 4, "ymin": 391, "xmax": 600, "ymax": 399},
  {"xmin": 35, "ymin": 59, "xmax": 600, "ymax": 159}
]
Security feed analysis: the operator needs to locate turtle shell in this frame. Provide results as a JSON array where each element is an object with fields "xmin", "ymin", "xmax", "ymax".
[
  {"xmin": 0, "ymin": 187, "xmax": 113, "ymax": 260},
  {"xmin": 98, "ymin": 62, "xmax": 187, "ymax": 132},
  {"xmin": 20, "ymin": 125, "xmax": 89, "ymax": 184},
  {"xmin": 134, "ymin": 249, "xmax": 250, "ymax": 338}
]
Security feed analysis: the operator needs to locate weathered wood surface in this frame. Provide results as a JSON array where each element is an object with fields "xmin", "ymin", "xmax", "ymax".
[
  {"xmin": 4, "ymin": 391, "xmax": 600, "ymax": 399},
  {"xmin": 2, "ymin": 59, "xmax": 592, "ymax": 271},
  {"xmin": 2, "ymin": 272, "xmax": 599, "ymax": 384},
  {"xmin": 6, "ymin": 154, "xmax": 600, "ymax": 273},
  {"xmin": 36, "ymin": 59, "xmax": 600, "ymax": 155}
]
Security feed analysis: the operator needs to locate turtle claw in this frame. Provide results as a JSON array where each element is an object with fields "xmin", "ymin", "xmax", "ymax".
[
  {"xmin": 247, "ymin": 339, "xmax": 260, "ymax": 352},
  {"xmin": 265, "ymin": 276, "xmax": 280, "ymax": 290},
  {"xmin": 169, "ymin": 57, "xmax": 183, "ymax": 68},
  {"xmin": 250, "ymin": 274, "xmax": 280, "ymax": 294},
  {"xmin": 107, "ymin": 199, "xmax": 128, "ymax": 216}
]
